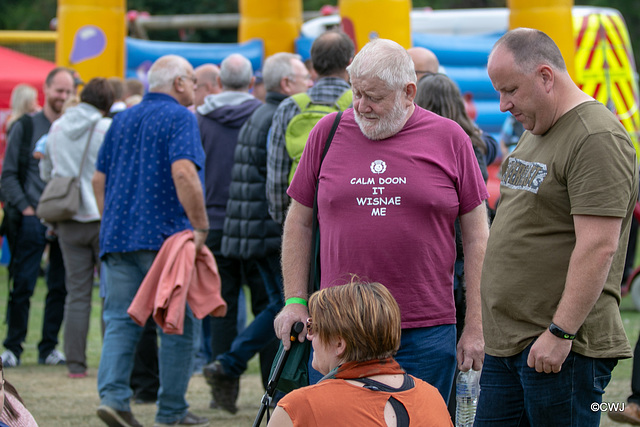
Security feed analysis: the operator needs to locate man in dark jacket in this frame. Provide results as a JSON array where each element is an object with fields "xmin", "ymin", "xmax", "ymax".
[
  {"xmin": 201, "ymin": 53, "xmax": 313, "ymax": 414},
  {"xmin": 0, "ymin": 67, "xmax": 74, "ymax": 368},
  {"xmin": 196, "ymin": 53, "xmax": 265, "ymax": 413}
]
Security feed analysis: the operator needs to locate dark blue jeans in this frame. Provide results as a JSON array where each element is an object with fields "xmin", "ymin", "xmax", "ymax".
[
  {"xmin": 205, "ymin": 230, "xmax": 269, "ymax": 361},
  {"xmin": 475, "ymin": 342, "xmax": 617, "ymax": 427},
  {"xmin": 217, "ymin": 254, "xmax": 283, "ymax": 383},
  {"xmin": 3, "ymin": 215, "xmax": 66, "ymax": 359}
]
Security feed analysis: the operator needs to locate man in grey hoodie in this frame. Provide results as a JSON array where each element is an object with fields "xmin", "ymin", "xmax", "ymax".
[
  {"xmin": 195, "ymin": 53, "xmax": 263, "ymax": 413},
  {"xmin": 0, "ymin": 67, "xmax": 74, "ymax": 368}
]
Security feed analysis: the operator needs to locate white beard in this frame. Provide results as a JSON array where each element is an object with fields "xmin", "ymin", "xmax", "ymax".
[{"xmin": 354, "ymin": 94, "xmax": 409, "ymax": 140}]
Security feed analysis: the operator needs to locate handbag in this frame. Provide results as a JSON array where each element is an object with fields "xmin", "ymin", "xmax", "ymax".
[
  {"xmin": 36, "ymin": 124, "xmax": 96, "ymax": 223},
  {"xmin": 273, "ymin": 111, "xmax": 343, "ymax": 394}
]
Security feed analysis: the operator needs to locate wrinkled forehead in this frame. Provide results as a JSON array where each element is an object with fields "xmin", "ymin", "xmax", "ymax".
[{"xmin": 351, "ymin": 75, "xmax": 396, "ymax": 94}]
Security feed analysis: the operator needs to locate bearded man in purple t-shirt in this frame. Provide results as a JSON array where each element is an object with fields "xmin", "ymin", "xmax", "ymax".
[{"xmin": 274, "ymin": 38, "xmax": 490, "ymax": 403}]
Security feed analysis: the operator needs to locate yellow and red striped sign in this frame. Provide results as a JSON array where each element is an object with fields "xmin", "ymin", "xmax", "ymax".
[{"xmin": 574, "ymin": 10, "xmax": 640, "ymax": 157}]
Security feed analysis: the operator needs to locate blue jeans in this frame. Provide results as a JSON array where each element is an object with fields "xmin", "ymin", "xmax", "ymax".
[
  {"xmin": 217, "ymin": 254, "xmax": 284, "ymax": 381},
  {"xmin": 395, "ymin": 325, "xmax": 457, "ymax": 403},
  {"xmin": 3, "ymin": 215, "xmax": 66, "ymax": 359},
  {"xmin": 97, "ymin": 251, "xmax": 200, "ymax": 424},
  {"xmin": 475, "ymin": 342, "xmax": 617, "ymax": 427},
  {"xmin": 309, "ymin": 324, "xmax": 457, "ymax": 403}
]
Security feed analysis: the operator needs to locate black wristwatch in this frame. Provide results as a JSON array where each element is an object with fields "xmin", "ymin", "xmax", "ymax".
[{"xmin": 549, "ymin": 323, "xmax": 576, "ymax": 340}]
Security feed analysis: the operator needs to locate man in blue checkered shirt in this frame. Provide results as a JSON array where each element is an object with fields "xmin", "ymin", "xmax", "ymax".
[{"xmin": 266, "ymin": 30, "xmax": 354, "ymax": 225}]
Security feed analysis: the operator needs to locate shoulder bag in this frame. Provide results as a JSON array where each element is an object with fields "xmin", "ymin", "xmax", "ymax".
[{"xmin": 36, "ymin": 123, "xmax": 96, "ymax": 223}]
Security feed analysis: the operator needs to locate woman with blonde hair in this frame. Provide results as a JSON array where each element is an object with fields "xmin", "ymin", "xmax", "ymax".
[
  {"xmin": 6, "ymin": 84, "xmax": 39, "ymax": 131},
  {"xmin": 268, "ymin": 280, "xmax": 452, "ymax": 426}
]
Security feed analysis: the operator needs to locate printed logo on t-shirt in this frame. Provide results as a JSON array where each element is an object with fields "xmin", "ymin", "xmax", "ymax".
[
  {"xmin": 370, "ymin": 159, "xmax": 387, "ymax": 174},
  {"xmin": 501, "ymin": 157, "xmax": 547, "ymax": 194},
  {"xmin": 350, "ymin": 159, "xmax": 407, "ymax": 217}
]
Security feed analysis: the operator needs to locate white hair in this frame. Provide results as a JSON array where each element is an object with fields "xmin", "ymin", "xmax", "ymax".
[
  {"xmin": 347, "ymin": 39, "xmax": 416, "ymax": 90},
  {"xmin": 147, "ymin": 55, "xmax": 192, "ymax": 91},
  {"xmin": 262, "ymin": 52, "xmax": 302, "ymax": 92},
  {"xmin": 219, "ymin": 53, "xmax": 253, "ymax": 90}
]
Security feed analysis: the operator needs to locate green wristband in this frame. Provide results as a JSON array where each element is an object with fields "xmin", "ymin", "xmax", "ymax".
[{"xmin": 285, "ymin": 297, "xmax": 308, "ymax": 307}]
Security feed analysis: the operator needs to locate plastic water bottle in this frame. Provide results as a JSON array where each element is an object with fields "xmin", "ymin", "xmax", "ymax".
[{"xmin": 455, "ymin": 369, "xmax": 481, "ymax": 427}]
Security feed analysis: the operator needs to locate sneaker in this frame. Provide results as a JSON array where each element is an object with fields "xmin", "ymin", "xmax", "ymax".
[
  {"xmin": 39, "ymin": 349, "xmax": 66, "ymax": 365},
  {"xmin": 97, "ymin": 405, "xmax": 143, "ymax": 427},
  {"xmin": 609, "ymin": 402, "xmax": 640, "ymax": 425},
  {"xmin": 153, "ymin": 412, "xmax": 209, "ymax": 427},
  {"xmin": 203, "ymin": 361, "xmax": 239, "ymax": 414},
  {"xmin": 0, "ymin": 350, "xmax": 19, "ymax": 367}
]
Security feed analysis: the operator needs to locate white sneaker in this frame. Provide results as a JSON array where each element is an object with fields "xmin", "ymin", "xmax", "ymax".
[
  {"xmin": 1, "ymin": 349, "xmax": 19, "ymax": 367},
  {"xmin": 40, "ymin": 349, "xmax": 66, "ymax": 365}
]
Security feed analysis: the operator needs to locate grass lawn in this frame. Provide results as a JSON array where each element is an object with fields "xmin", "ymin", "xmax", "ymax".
[
  {"xmin": 0, "ymin": 267, "xmax": 267, "ymax": 426},
  {"xmin": 0, "ymin": 264, "xmax": 638, "ymax": 426}
]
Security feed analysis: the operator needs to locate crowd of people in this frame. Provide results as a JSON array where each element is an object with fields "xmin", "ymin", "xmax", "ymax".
[{"xmin": 0, "ymin": 26, "xmax": 637, "ymax": 427}]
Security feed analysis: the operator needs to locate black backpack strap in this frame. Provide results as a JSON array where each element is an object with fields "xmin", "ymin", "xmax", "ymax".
[
  {"xmin": 308, "ymin": 111, "xmax": 342, "ymax": 295},
  {"xmin": 351, "ymin": 374, "xmax": 413, "ymax": 427},
  {"xmin": 351, "ymin": 373, "xmax": 414, "ymax": 392}
]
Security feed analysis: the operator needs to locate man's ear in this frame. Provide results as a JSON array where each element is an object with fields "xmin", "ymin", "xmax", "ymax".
[
  {"xmin": 280, "ymin": 76, "xmax": 290, "ymax": 95},
  {"xmin": 405, "ymin": 82, "xmax": 417, "ymax": 103},
  {"xmin": 173, "ymin": 76, "xmax": 185, "ymax": 94},
  {"xmin": 539, "ymin": 65, "xmax": 554, "ymax": 93}
]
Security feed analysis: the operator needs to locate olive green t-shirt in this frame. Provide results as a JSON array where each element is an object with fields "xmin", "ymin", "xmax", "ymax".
[{"xmin": 482, "ymin": 100, "xmax": 637, "ymax": 359}]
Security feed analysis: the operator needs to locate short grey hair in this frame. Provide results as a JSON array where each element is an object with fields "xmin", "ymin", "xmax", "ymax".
[
  {"xmin": 347, "ymin": 39, "xmax": 416, "ymax": 90},
  {"xmin": 492, "ymin": 28, "xmax": 567, "ymax": 74},
  {"xmin": 262, "ymin": 52, "xmax": 302, "ymax": 92},
  {"xmin": 220, "ymin": 53, "xmax": 253, "ymax": 90},
  {"xmin": 148, "ymin": 55, "xmax": 192, "ymax": 91}
]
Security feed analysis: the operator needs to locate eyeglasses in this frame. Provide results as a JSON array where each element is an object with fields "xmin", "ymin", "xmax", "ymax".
[
  {"xmin": 179, "ymin": 75, "xmax": 197, "ymax": 85},
  {"xmin": 306, "ymin": 317, "xmax": 314, "ymax": 335},
  {"xmin": 288, "ymin": 73, "xmax": 312, "ymax": 82}
]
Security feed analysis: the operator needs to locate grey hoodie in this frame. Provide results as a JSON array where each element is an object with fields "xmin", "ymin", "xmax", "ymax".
[{"xmin": 39, "ymin": 103, "xmax": 112, "ymax": 222}]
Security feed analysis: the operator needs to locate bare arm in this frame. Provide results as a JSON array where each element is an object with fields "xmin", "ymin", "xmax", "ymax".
[
  {"xmin": 171, "ymin": 159, "xmax": 209, "ymax": 253},
  {"xmin": 527, "ymin": 214, "xmax": 622, "ymax": 373},
  {"xmin": 92, "ymin": 171, "xmax": 106, "ymax": 216},
  {"xmin": 267, "ymin": 406, "xmax": 294, "ymax": 427},
  {"xmin": 457, "ymin": 202, "xmax": 490, "ymax": 371},
  {"xmin": 274, "ymin": 199, "xmax": 313, "ymax": 349}
]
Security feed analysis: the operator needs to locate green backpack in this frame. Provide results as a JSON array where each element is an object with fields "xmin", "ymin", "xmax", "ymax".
[{"xmin": 285, "ymin": 89, "xmax": 352, "ymax": 183}]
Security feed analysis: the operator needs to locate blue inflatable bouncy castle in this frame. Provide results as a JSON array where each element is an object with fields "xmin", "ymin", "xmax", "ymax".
[{"xmin": 125, "ymin": 37, "xmax": 264, "ymax": 83}]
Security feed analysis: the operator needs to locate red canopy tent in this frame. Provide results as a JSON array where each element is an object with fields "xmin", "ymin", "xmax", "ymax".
[
  {"xmin": 0, "ymin": 46, "xmax": 56, "ymax": 109},
  {"xmin": 0, "ymin": 47, "xmax": 56, "ymax": 180}
]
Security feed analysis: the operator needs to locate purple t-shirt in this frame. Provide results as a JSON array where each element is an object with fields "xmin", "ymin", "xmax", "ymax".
[{"xmin": 288, "ymin": 107, "xmax": 488, "ymax": 328}]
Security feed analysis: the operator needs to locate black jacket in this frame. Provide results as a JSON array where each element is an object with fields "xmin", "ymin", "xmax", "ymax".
[{"xmin": 221, "ymin": 92, "xmax": 288, "ymax": 259}]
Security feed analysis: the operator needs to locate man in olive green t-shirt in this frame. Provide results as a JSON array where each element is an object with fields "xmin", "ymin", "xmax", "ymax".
[{"xmin": 476, "ymin": 28, "xmax": 638, "ymax": 427}]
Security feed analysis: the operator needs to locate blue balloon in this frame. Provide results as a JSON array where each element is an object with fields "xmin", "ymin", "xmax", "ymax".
[{"xmin": 70, "ymin": 25, "xmax": 106, "ymax": 64}]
